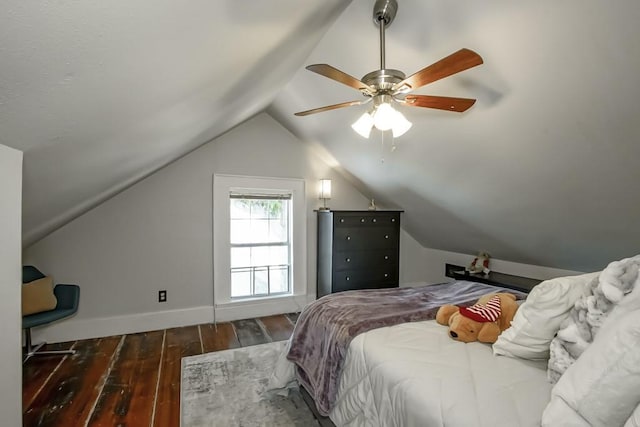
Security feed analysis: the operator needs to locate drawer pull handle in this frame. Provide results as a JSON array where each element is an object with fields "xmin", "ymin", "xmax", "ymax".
[
  {"xmin": 346, "ymin": 276, "xmax": 350, "ymax": 281},
  {"xmin": 384, "ymin": 255, "xmax": 389, "ymax": 260},
  {"xmin": 391, "ymin": 218, "xmax": 396, "ymax": 222},
  {"xmin": 346, "ymin": 258, "xmax": 351, "ymax": 263},
  {"xmin": 384, "ymin": 235, "xmax": 389, "ymax": 239},
  {"xmin": 384, "ymin": 273, "xmax": 389, "ymax": 278},
  {"xmin": 360, "ymin": 218, "xmax": 365, "ymax": 222},
  {"xmin": 372, "ymin": 218, "xmax": 377, "ymax": 223},
  {"xmin": 346, "ymin": 236, "xmax": 351, "ymax": 241},
  {"xmin": 340, "ymin": 218, "xmax": 345, "ymax": 223}
]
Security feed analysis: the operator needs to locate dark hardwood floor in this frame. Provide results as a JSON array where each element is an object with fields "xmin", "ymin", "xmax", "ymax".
[{"xmin": 23, "ymin": 314, "xmax": 297, "ymax": 427}]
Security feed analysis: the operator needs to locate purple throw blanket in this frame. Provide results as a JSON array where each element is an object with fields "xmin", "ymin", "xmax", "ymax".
[{"xmin": 287, "ymin": 281, "xmax": 526, "ymax": 416}]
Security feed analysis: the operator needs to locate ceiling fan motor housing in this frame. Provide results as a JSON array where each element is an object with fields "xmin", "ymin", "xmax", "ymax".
[{"xmin": 362, "ymin": 69, "xmax": 406, "ymax": 95}]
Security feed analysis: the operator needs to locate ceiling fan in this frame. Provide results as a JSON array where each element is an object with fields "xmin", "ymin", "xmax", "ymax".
[{"xmin": 294, "ymin": 0, "xmax": 483, "ymax": 138}]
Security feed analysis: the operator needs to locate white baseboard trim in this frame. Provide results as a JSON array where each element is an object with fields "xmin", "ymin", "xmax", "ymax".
[
  {"xmin": 30, "ymin": 306, "xmax": 214, "ymax": 344},
  {"xmin": 29, "ymin": 294, "xmax": 316, "ymax": 344}
]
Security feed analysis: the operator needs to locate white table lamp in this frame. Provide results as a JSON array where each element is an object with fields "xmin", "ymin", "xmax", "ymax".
[{"xmin": 319, "ymin": 179, "xmax": 332, "ymax": 211}]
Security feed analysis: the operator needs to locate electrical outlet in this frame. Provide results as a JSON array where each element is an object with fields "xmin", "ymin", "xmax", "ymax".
[{"xmin": 158, "ymin": 290, "xmax": 167, "ymax": 302}]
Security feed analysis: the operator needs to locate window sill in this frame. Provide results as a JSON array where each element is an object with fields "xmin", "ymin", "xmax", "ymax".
[
  {"xmin": 229, "ymin": 293, "xmax": 294, "ymax": 304},
  {"xmin": 214, "ymin": 293, "xmax": 311, "ymax": 322}
]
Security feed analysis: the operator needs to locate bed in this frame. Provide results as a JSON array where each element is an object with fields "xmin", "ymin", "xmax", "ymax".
[
  {"xmin": 270, "ymin": 256, "xmax": 640, "ymax": 427},
  {"xmin": 330, "ymin": 319, "xmax": 551, "ymax": 426}
]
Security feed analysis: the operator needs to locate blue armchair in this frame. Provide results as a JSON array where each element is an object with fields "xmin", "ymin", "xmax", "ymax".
[{"xmin": 22, "ymin": 266, "xmax": 80, "ymax": 363}]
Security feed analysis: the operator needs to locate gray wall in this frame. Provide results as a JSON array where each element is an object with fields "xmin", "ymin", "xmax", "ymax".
[
  {"xmin": 24, "ymin": 113, "xmax": 371, "ymax": 341},
  {"xmin": 24, "ymin": 113, "xmax": 583, "ymax": 343},
  {"xmin": 0, "ymin": 144, "xmax": 23, "ymax": 427}
]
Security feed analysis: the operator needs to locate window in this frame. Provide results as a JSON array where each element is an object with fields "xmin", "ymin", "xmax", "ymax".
[
  {"xmin": 213, "ymin": 175, "xmax": 307, "ymax": 317},
  {"xmin": 230, "ymin": 194, "xmax": 291, "ymax": 298}
]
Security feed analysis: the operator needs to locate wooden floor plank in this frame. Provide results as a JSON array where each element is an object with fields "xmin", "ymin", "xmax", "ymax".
[
  {"xmin": 153, "ymin": 325, "xmax": 202, "ymax": 427},
  {"xmin": 200, "ymin": 322, "xmax": 240, "ymax": 353},
  {"xmin": 286, "ymin": 312, "xmax": 300, "ymax": 324},
  {"xmin": 232, "ymin": 319, "xmax": 269, "ymax": 347},
  {"xmin": 23, "ymin": 336, "xmax": 122, "ymax": 427},
  {"xmin": 87, "ymin": 330, "xmax": 164, "ymax": 426},
  {"xmin": 23, "ymin": 342, "xmax": 76, "ymax": 409},
  {"xmin": 22, "ymin": 314, "xmax": 301, "ymax": 426},
  {"xmin": 258, "ymin": 315, "xmax": 294, "ymax": 342}
]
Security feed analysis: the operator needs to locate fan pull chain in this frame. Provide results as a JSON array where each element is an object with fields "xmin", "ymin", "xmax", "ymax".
[{"xmin": 379, "ymin": 131, "xmax": 398, "ymax": 163}]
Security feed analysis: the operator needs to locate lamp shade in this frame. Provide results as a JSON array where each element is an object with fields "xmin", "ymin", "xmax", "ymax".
[
  {"xmin": 351, "ymin": 112, "xmax": 374, "ymax": 138},
  {"xmin": 391, "ymin": 109, "xmax": 412, "ymax": 137},
  {"xmin": 319, "ymin": 179, "xmax": 332, "ymax": 200},
  {"xmin": 372, "ymin": 102, "xmax": 396, "ymax": 131}
]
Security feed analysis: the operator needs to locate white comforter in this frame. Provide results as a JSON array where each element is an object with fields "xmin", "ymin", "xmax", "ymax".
[{"xmin": 330, "ymin": 320, "xmax": 552, "ymax": 427}]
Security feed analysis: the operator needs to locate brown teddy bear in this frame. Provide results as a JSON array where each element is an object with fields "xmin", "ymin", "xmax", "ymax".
[{"xmin": 436, "ymin": 293, "xmax": 519, "ymax": 343}]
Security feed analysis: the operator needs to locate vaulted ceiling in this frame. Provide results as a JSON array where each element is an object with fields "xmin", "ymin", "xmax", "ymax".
[{"xmin": 3, "ymin": 0, "xmax": 639, "ymax": 272}]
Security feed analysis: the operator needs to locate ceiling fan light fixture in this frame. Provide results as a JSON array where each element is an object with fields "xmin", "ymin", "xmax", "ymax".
[
  {"xmin": 295, "ymin": 0, "xmax": 483, "ymax": 142},
  {"xmin": 370, "ymin": 95, "xmax": 412, "ymax": 136},
  {"xmin": 352, "ymin": 98, "xmax": 412, "ymax": 138},
  {"xmin": 351, "ymin": 112, "xmax": 374, "ymax": 138}
]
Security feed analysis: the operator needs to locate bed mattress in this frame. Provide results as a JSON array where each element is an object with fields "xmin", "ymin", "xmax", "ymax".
[{"xmin": 330, "ymin": 319, "xmax": 552, "ymax": 427}]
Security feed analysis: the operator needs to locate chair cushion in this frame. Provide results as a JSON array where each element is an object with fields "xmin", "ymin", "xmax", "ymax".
[{"xmin": 22, "ymin": 276, "xmax": 58, "ymax": 316}]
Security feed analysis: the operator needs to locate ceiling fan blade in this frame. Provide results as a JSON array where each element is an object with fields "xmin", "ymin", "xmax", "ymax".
[
  {"xmin": 404, "ymin": 95, "xmax": 476, "ymax": 112},
  {"xmin": 294, "ymin": 100, "xmax": 364, "ymax": 116},
  {"xmin": 393, "ymin": 48, "xmax": 483, "ymax": 92},
  {"xmin": 306, "ymin": 64, "xmax": 375, "ymax": 93}
]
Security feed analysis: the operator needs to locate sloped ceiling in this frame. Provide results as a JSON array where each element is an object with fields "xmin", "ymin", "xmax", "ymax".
[
  {"xmin": 3, "ymin": 0, "xmax": 639, "ymax": 272},
  {"xmin": 270, "ymin": 0, "xmax": 640, "ymax": 272},
  {"xmin": 1, "ymin": 0, "xmax": 350, "ymax": 245}
]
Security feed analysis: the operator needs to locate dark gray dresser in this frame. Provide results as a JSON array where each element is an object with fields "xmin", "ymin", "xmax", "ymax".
[{"xmin": 317, "ymin": 210, "xmax": 403, "ymax": 297}]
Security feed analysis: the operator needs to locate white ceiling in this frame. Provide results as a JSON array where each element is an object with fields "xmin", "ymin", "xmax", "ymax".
[
  {"xmin": 1, "ymin": 0, "xmax": 349, "ymax": 245},
  {"xmin": 270, "ymin": 0, "xmax": 640, "ymax": 271},
  {"xmin": 3, "ymin": 0, "xmax": 639, "ymax": 271}
]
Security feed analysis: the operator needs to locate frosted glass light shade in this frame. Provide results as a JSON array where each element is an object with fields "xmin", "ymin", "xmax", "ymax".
[
  {"xmin": 351, "ymin": 112, "xmax": 374, "ymax": 138},
  {"xmin": 391, "ymin": 109, "xmax": 412, "ymax": 137},
  {"xmin": 319, "ymin": 179, "xmax": 332, "ymax": 200},
  {"xmin": 372, "ymin": 103, "xmax": 395, "ymax": 131}
]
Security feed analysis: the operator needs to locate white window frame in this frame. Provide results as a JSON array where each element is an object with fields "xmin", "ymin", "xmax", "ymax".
[{"xmin": 213, "ymin": 175, "xmax": 306, "ymax": 315}]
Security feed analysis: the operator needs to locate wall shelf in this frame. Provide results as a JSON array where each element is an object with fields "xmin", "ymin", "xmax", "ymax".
[{"xmin": 445, "ymin": 263, "xmax": 542, "ymax": 293}]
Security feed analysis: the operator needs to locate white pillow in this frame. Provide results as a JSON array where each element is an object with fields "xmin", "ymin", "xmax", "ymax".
[
  {"xmin": 493, "ymin": 272, "xmax": 598, "ymax": 360},
  {"xmin": 625, "ymin": 403, "xmax": 640, "ymax": 427},
  {"xmin": 541, "ymin": 309, "xmax": 640, "ymax": 427}
]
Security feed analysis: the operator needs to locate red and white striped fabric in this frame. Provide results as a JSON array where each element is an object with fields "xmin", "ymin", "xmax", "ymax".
[{"xmin": 459, "ymin": 295, "xmax": 502, "ymax": 323}]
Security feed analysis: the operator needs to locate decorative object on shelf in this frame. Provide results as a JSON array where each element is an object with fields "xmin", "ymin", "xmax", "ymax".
[
  {"xmin": 445, "ymin": 263, "xmax": 541, "ymax": 294},
  {"xmin": 466, "ymin": 251, "xmax": 491, "ymax": 274},
  {"xmin": 318, "ymin": 179, "xmax": 332, "ymax": 211},
  {"xmin": 294, "ymin": 0, "xmax": 483, "ymax": 140},
  {"xmin": 368, "ymin": 198, "xmax": 377, "ymax": 210}
]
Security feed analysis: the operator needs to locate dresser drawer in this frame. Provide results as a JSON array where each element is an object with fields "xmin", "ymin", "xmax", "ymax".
[
  {"xmin": 334, "ymin": 213, "xmax": 400, "ymax": 228},
  {"xmin": 332, "ymin": 269, "xmax": 398, "ymax": 293},
  {"xmin": 333, "ymin": 250, "xmax": 398, "ymax": 271},
  {"xmin": 333, "ymin": 226, "xmax": 398, "ymax": 250}
]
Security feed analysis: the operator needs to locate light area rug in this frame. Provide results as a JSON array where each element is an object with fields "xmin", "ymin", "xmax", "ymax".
[{"xmin": 181, "ymin": 341, "xmax": 319, "ymax": 427}]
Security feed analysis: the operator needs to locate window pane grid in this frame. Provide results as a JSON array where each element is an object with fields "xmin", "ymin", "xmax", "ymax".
[
  {"xmin": 230, "ymin": 265, "xmax": 290, "ymax": 298},
  {"xmin": 229, "ymin": 197, "xmax": 291, "ymax": 299}
]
